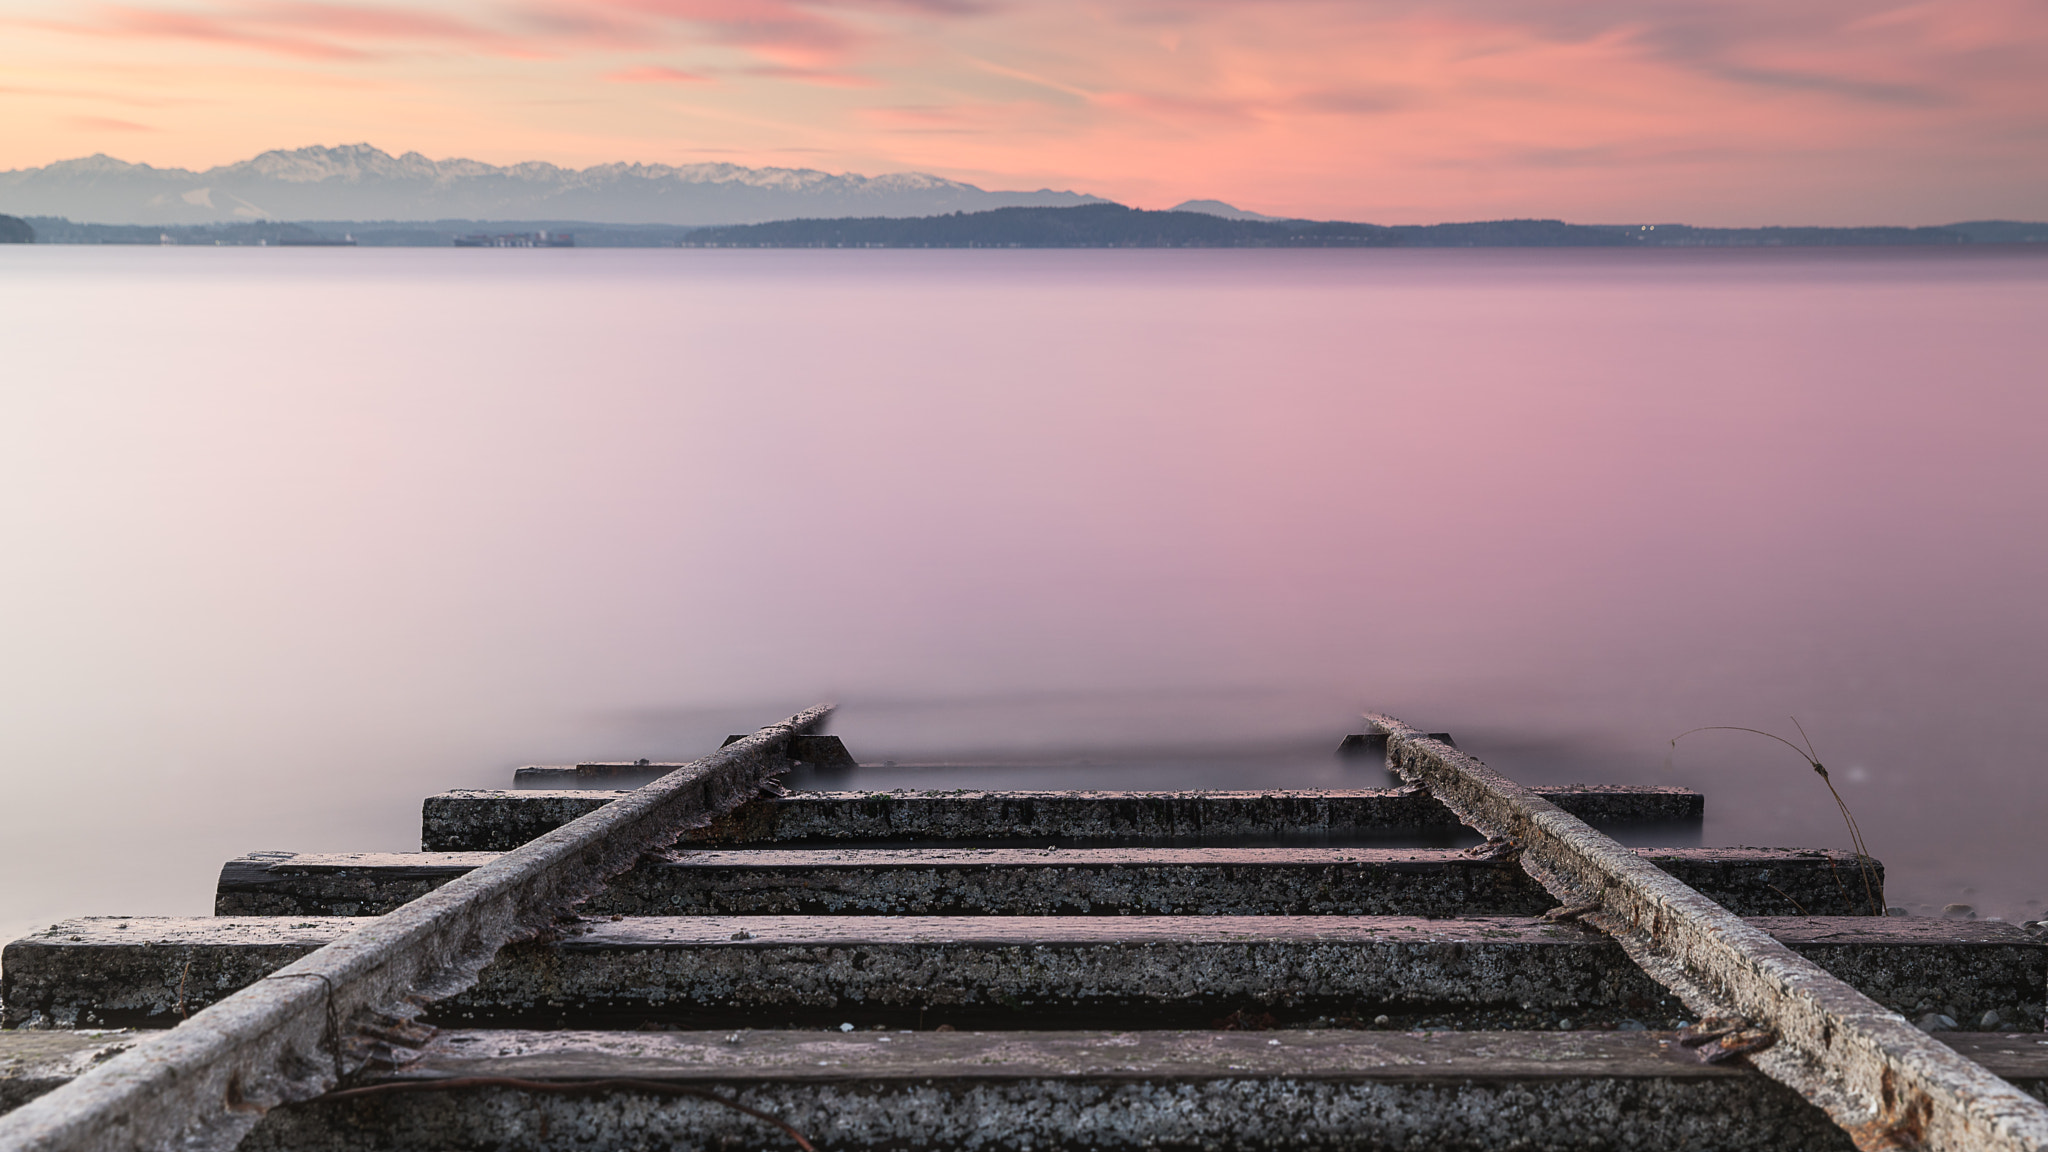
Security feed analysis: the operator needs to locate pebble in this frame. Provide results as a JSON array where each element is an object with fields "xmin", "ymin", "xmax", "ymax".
[
  {"xmin": 1373, "ymin": 1015, "xmax": 1390, "ymax": 1027},
  {"xmin": 1916, "ymin": 1013, "xmax": 1958, "ymax": 1032},
  {"xmin": 1616, "ymin": 1020, "xmax": 1648, "ymax": 1031},
  {"xmin": 1557, "ymin": 1019, "xmax": 1574, "ymax": 1030},
  {"xmin": 1981, "ymin": 1010, "xmax": 2002, "ymax": 1028},
  {"xmin": 840, "ymin": 1022, "xmax": 855, "ymax": 1032},
  {"xmin": 1942, "ymin": 904, "xmax": 1976, "ymax": 919}
]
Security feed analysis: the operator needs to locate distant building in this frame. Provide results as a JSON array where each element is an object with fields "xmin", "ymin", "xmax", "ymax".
[{"xmin": 453, "ymin": 231, "xmax": 575, "ymax": 248}]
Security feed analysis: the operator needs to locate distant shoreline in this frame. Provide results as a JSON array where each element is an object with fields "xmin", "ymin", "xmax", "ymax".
[{"xmin": 5, "ymin": 205, "xmax": 2045, "ymax": 250}]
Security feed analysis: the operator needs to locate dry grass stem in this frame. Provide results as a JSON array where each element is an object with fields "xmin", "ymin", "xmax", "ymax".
[{"xmin": 1669, "ymin": 719, "xmax": 1881, "ymax": 916}]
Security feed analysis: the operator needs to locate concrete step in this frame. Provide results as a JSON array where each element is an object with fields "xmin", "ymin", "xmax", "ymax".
[
  {"xmin": 7, "ymin": 916, "xmax": 2035, "ymax": 1033},
  {"xmin": 215, "ymin": 846, "xmax": 1884, "ymax": 919},
  {"xmin": 422, "ymin": 786, "xmax": 1705, "ymax": 852},
  {"xmin": 11, "ymin": 1029, "xmax": 2048, "ymax": 1150}
]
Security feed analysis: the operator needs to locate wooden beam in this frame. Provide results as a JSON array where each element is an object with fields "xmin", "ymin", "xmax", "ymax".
[
  {"xmin": 0, "ymin": 706, "xmax": 833, "ymax": 1152},
  {"xmin": 1365, "ymin": 711, "xmax": 2048, "ymax": 1151}
]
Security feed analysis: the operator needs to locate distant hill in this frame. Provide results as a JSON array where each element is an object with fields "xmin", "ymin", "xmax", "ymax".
[
  {"xmin": 15, "ymin": 203, "xmax": 2044, "ymax": 250},
  {"xmin": 0, "ymin": 213, "xmax": 31, "ymax": 243},
  {"xmin": 683, "ymin": 205, "xmax": 1391, "ymax": 247},
  {"xmin": 1170, "ymin": 200, "xmax": 1295, "ymax": 223},
  {"xmin": 681, "ymin": 206, "xmax": 2010, "ymax": 249},
  {"xmin": 1942, "ymin": 221, "xmax": 2048, "ymax": 243},
  {"xmin": 0, "ymin": 145, "xmax": 1106, "ymax": 227}
]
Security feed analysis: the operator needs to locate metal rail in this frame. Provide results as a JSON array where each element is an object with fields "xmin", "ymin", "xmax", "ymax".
[
  {"xmin": 1365, "ymin": 712, "xmax": 2048, "ymax": 1152},
  {"xmin": 0, "ymin": 704, "xmax": 833, "ymax": 1152}
]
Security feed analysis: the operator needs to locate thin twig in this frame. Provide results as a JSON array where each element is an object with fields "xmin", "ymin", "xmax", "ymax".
[
  {"xmin": 1670, "ymin": 720, "xmax": 1882, "ymax": 915},
  {"xmin": 1766, "ymin": 883, "xmax": 1809, "ymax": 916},
  {"xmin": 261, "ymin": 972, "xmax": 345, "ymax": 1085},
  {"xmin": 317, "ymin": 1077, "xmax": 815, "ymax": 1151}
]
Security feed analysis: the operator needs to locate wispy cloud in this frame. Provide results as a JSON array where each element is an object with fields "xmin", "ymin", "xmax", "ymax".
[
  {"xmin": 68, "ymin": 114, "xmax": 160, "ymax": 131},
  {"xmin": 87, "ymin": 6, "xmax": 376, "ymax": 61},
  {"xmin": 35, "ymin": 2, "xmax": 548, "ymax": 61},
  {"xmin": 735, "ymin": 62, "xmax": 878, "ymax": 86},
  {"xmin": 604, "ymin": 63, "xmax": 712, "ymax": 83}
]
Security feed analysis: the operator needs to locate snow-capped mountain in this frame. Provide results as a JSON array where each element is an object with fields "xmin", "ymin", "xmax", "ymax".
[{"xmin": 0, "ymin": 144, "xmax": 1107, "ymax": 225}]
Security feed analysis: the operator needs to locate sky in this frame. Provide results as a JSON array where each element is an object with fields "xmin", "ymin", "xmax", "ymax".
[{"xmin": 2, "ymin": 0, "xmax": 2046, "ymax": 223}]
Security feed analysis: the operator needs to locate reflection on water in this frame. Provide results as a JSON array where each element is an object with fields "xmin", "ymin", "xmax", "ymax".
[{"xmin": 1, "ymin": 245, "xmax": 2045, "ymax": 946}]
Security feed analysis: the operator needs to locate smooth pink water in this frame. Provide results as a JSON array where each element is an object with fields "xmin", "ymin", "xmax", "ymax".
[{"xmin": 2, "ymin": 245, "xmax": 2045, "ymax": 942}]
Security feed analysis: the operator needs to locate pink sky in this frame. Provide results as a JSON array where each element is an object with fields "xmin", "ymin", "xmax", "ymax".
[{"xmin": 3, "ymin": 0, "xmax": 2045, "ymax": 223}]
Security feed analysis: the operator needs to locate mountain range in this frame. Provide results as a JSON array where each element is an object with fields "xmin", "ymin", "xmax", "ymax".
[{"xmin": 0, "ymin": 144, "xmax": 1106, "ymax": 226}]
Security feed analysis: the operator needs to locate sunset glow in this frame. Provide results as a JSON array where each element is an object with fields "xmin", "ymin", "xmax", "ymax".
[{"xmin": 4, "ymin": 1, "xmax": 2046, "ymax": 224}]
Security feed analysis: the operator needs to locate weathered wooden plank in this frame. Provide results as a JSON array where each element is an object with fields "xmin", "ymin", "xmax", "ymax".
[
  {"xmin": 241, "ymin": 1027, "xmax": 1869, "ymax": 1151},
  {"xmin": 0, "ymin": 706, "xmax": 834, "ymax": 1152},
  {"xmin": 9, "ymin": 915, "xmax": 2035, "ymax": 1034},
  {"xmin": 13, "ymin": 1029, "xmax": 2041, "ymax": 1130},
  {"xmin": 3, "ymin": 1028, "xmax": 1861, "ymax": 1148},
  {"xmin": 1367, "ymin": 711, "xmax": 2048, "ymax": 1151},
  {"xmin": 423, "ymin": 785, "xmax": 1705, "ymax": 852},
  {"xmin": 215, "ymin": 846, "xmax": 1883, "ymax": 918}
]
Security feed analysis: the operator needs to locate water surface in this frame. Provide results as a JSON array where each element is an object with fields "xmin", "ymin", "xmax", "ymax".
[{"xmin": 2, "ymin": 245, "xmax": 2044, "ymax": 944}]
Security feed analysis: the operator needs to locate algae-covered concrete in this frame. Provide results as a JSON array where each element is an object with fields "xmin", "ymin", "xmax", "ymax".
[{"xmin": 422, "ymin": 786, "xmax": 1705, "ymax": 852}]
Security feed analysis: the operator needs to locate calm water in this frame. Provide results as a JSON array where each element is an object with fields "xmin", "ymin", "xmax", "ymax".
[{"xmin": 2, "ymin": 245, "xmax": 2045, "ymax": 946}]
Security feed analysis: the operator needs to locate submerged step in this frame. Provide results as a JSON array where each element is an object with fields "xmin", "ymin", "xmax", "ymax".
[
  {"xmin": 7, "ymin": 916, "xmax": 2034, "ymax": 1033},
  {"xmin": 215, "ymin": 846, "xmax": 1883, "ymax": 918},
  {"xmin": 513, "ymin": 736, "xmax": 858, "ymax": 788},
  {"xmin": 422, "ymin": 786, "xmax": 1705, "ymax": 852},
  {"xmin": 0, "ymin": 1030, "xmax": 141, "ymax": 1114}
]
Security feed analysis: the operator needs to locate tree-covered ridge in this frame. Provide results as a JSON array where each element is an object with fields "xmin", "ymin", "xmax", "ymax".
[
  {"xmin": 681, "ymin": 204, "xmax": 1999, "ymax": 248},
  {"xmin": 10, "ymin": 205, "xmax": 2037, "ymax": 248},
  {"xmin": 0, "ymin": 214, "xmax": 34, "ymax": 243},
  {"xmin": 676, "ymin": 204, "xmax": 1400, "ymax": 247},
  {"xmin": 684, "ymin": 204, "xmax": 1390, "ymax": 247}
]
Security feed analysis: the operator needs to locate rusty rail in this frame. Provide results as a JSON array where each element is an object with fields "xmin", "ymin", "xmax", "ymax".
[
  {"xmin": 0, "ymin": 705, "xmax": 834, "ymax": 1152},
  {"xmin": 1365, "ymin": 712, "xmax": 2048, "ymax": 1152}
]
